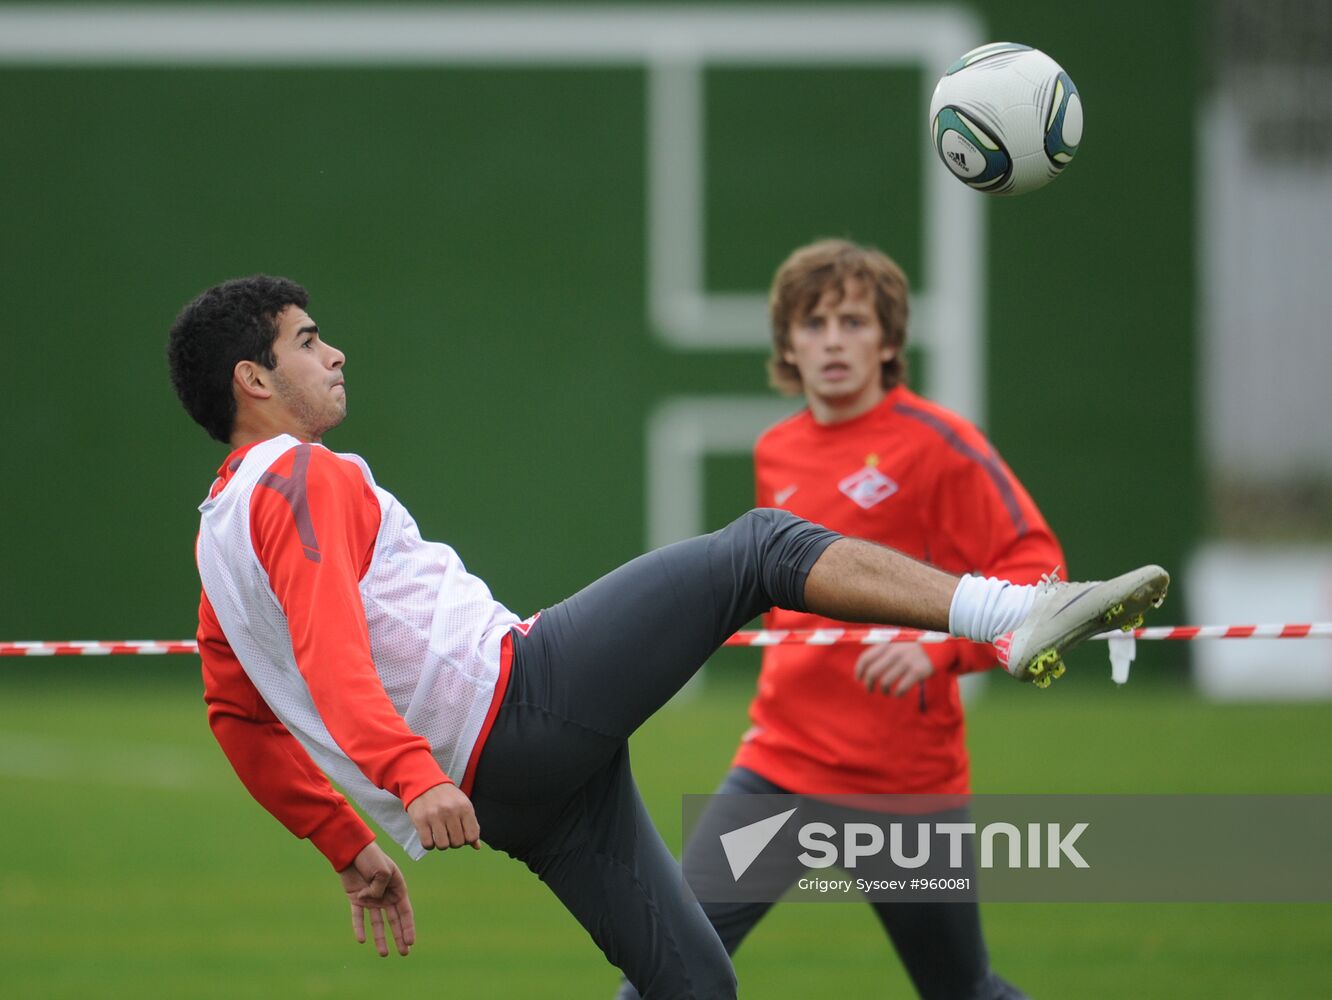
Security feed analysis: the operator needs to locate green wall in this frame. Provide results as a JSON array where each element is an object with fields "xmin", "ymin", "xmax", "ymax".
[{"xmin": 0, "ymin": 2, "xmax": 1198, "ymax": 672}]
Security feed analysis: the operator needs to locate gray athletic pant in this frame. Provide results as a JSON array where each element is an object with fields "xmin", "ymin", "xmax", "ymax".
[
  {"xmin": 469, "ymin": 509, "xmax": 839, "ymax": 1000},
  {"xmin": 616, "ymin": 766, "xmax": 1030, "ymax": 1000}
]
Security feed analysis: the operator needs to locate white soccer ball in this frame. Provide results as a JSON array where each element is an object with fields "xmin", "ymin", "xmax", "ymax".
[{"xmin": 928, "ymin": 42, "xmax": 1084, "ymax": 195}]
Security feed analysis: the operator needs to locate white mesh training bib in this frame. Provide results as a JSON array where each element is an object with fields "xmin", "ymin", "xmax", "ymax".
[{"xmin": 196, "ymin": 434, "xmax": 519, "ymax": 858}]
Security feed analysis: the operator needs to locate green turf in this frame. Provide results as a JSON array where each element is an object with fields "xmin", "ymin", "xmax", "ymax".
[{"xmin": 1, "ymin": 660, "xmax": 1329, "ymax": 997}]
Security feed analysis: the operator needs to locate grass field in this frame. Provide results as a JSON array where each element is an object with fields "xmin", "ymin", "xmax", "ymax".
[{"xmin": 1, "ymin": 655, "xmax": 1329, "ymax": 998}]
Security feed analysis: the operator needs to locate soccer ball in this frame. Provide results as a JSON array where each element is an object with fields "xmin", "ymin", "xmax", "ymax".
[{"xmin": 928, "ymin": 42, "xmax": 1083, "ymax": 195}]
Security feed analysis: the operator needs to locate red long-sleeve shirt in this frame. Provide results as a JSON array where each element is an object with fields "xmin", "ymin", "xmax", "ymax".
[
  {"xmin": 198, "ymin": 442, "xmax": 455, "ymax": 870},
  {"xmin": 733, "ymin": 385, "xmax": 1064, "ymax": 795}
]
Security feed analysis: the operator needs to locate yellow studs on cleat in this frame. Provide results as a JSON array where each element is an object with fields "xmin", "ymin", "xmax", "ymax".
[
  {"xmin": 1102, "ymin": 602, "xmax": 1126, "ymax": 624},
  {"xmin": 1024, "ymin": 651, "xmax": 1064, "ymax": 689},
  {"xmin": 1025, "ymin": 649, "xmax": 1061, "ymax": 682},
  {"xmin": 1121, "ymin": 613, "xmax": 1144, "ymax": 632}
]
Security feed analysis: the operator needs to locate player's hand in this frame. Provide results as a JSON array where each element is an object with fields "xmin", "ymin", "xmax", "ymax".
[
  {"xmin": 339, "ymin": 841, "xmax": 416, "ymax": 957},
  {"xmin": 406, "ymin": 782, "xmax": 481, "ymax": 851},
  {"xmin": 854, "ymin": 643, "xmax": 935, "ymax": 697}
]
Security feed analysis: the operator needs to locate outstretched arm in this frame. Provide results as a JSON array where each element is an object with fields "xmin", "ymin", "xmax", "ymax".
[
  {"xmin": 200, "ymin": 592, "xmax": 376, "ymax": 870},
  {"xmin": 203, "ymin": 598, "xmax": 424, "ymax": 954}
]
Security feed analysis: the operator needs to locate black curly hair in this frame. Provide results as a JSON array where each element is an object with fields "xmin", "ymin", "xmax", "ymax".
[{"xmin": 167, "ymin": 275, "xmax": 309, "ymax": 443}]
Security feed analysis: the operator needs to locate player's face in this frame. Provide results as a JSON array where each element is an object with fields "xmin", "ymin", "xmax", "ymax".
[
  {"xmin": 783, "ymin": 279, "xmax": 894, "ymax": 422},
  {"xmin": 269, "ymin": 306, "xmax": 347, "ymax": 441}
]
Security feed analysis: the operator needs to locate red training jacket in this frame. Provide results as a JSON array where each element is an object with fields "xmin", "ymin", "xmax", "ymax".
[{"xmin": 733, "ymin": 385, "xmax": 1064, "ymax": 795}]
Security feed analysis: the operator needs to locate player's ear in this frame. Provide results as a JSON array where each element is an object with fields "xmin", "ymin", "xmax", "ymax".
[{"xmin": 234, "ymin": 359, "xmax": 274, "ymax": 400}]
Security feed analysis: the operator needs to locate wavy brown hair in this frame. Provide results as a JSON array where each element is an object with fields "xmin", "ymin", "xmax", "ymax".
[{"xmin": 767, "ymin": 239, "xmax": 909, "ymax": 396}]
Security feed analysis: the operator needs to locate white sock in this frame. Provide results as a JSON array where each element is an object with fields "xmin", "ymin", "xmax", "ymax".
[{"xmin": 948, "ymin": 575, "xmax": 1037, "ymax": 643}]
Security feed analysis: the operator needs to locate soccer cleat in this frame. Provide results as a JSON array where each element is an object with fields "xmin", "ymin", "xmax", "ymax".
[{"xmin": 997, "ymin": 565, "xmax": 1169, "ymax": 686}]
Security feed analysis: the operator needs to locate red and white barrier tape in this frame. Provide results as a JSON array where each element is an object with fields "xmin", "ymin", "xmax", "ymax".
[
  {"xmin": 2, "ymin": 624, "xmax": 1330, "ymax": 656},
  {"xmin": 723, "ymin": 623, "xmax": 1332, "ymax": 647},
  {"xmin": 0, "ymin": 641, "xmax": 202, "ymax": 657}
]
